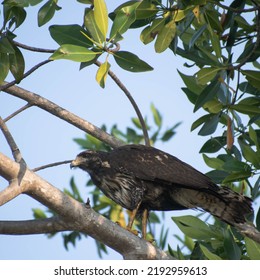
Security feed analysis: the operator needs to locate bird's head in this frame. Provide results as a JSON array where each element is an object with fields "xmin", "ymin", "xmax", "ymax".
[{"xmin": 70, "ymin": 150, "xmax": 108, "ymax": 172}]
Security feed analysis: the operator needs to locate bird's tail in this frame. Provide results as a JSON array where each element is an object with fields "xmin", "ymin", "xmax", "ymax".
[{"xmin": 175, "ymin": 186, "xmax": 253, "ymax": 226}]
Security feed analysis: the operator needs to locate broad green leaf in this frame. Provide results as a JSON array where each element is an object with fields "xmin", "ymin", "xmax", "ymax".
[
  {"xmin": 196, "ymin": 67, "xmax": 220, "ymax": 85},
  {"xmin": 136, "ymin": 0, "xmax": 158, "ymax": 19},
  {"xmin": 178, "ymin": 70, "xmax": 204, "ymax": 94},
  {"xmin": 205, "ymin": 9, "xmax": 223, "ymax": 33},
  {"xmin": 150, "ymin": 103, "xmax": 162, "ymax": 128},
  {"xmin": 84, "ymin": 8, "xmax": 105, "ymax": 44},
  {"xmin": 191, "ymin": 114, "xmax": 211, "ymax": 131},
  {"xmin": 210, "ymin": 30, "xmax": 221, "ymax": 59},
  {"xmin": 0, "ymin": 53, "xmax": 9, "ymax": 84},
  {"xmin": 245, "ymin": 237, "xmax": 260, "ymax": 260},
  {"xmin": 241, "ymin": 70, "xmax": 260, "ymax": 90},
  {"xmin": 93, "ymin": 0, "xmax": 108, "ymax": 40},
  {"xmin": 155, "ymin": 19, "xmax": 176, "ymax": 53},
  {"xmin": 198, "ymin": 113, "xmax": 220, "ymax": 136},
  {"xmin": 199, "ymin": 136, "xmax": 227, "ymax": 153},
  {"xmin": 174, "ymin": 9, "xmax": 187, "ymax": 22},
  {"xmin": 222, "ymin": 171, "xmax": 252, "ymax": 183},
  {"xmin": 110, "ymin": 2, "xmax": 139, "ymax": 39},
  {"xmin": 189, "ymin": 24, "xmax": 207, "ymax": 49},
  {"xmin": 206, "ymin": 170, "xmax": 230, "ymax": 184},
  {"xmin": 249, "ymin": 125, "xmax": 259, "ymax": 149},
  {"xmin": 204, "ymin": 99, "xmax": 223, "ymax": 113},
  {"xmin": 194, "ymin": 79, "xmax": 221, "ymax": 112},
  {"xmin": 113, "ymin": 51, "xmax": 153, "ymax": 72},
  {"xmin": 38, "ymin": 0, "xmax": 60, "ymax": 27},
  {"xmin": 96, "ymin": 60, "xmax": 111, "ymax": 88},
  {"xmin": 223, "ymin": 230, "xmax": 241, "ymax": 260},
  {"xmin": 200, "ymin": 244, "xmax": 222, "ymax": 260},
  {"xmin": 230, "ymin": 104, "xmax": 260, "ymax": 115},
  {"xmin": 172, "ymin": 215, "xmax": 217, "ymax": 240},
  {"xmin": 140, "ymin": 18, "xmax": 165, "ymax": 45},
  {"xmin": 50, "ymin": 44, "xmax": 97, "ymax": 62},
  {"xmin": 9, "ymin": 44, "xmax": 25, "ymax": 82},
  {"xmin": 49, "ymin": 24, "xmax": 92, "ymax": 47},
  {"xmin": 203, "ymin": 154, "xmax": 224, "ymax": 170},
  {"xmin": 222, "ymin": 159, "xmax": 251, "ymax": 172},
  {"xmin": 0, "ymin": 37, "xmax": 15, "ymax": 53},
  {"xmin": 238, "ymin": 139, "xmax": 260, "ymax": 167}
]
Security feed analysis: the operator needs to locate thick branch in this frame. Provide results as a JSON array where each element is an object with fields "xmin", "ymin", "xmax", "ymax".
[
  {"xmin": 1, "ymin": 83, "xmax": 124, "ymax": 149},
  {"xmin": 0, "ymin": 152, "xmax": 172, "ymax": 259}
]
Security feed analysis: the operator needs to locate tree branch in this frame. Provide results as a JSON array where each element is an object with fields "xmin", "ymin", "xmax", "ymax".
[
  {"xmin": 0, "ymin": 60, "xmax": 52, "ymax": 91},
  {"xmin": 0, "ymin": 152, "xmax": 172, "ymax": 259},
  {"xmin": 1, "ymin": 83, "xmax": 124, "ymax": 148}
]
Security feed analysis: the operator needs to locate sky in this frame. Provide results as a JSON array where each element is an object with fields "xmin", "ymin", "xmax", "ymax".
[{"xmin": 0, "ymin": 1, "xmax": 258, "ymax": 260}]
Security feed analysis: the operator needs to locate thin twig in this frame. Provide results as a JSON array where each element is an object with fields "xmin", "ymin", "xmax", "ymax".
[
  {"xmin": 0, "ymin": 59, "xmax": 52, "ymax": 91},
  {"xmin": 13, "ymin": 41, "xmax": 56, "ymax": 53},
  {"xmin": 4, "ymin": 103, "xmax": 33, "ymax": 122},
  {"xmin": 32, "ymin": 160, "xmax": 72, "ymax": 172},
  {"xmin": 0, "ymin": 116, "xmax": 23, "ymax": 163},
  {"xmin": 95, "ymin": 61, "xmax": 150, "ymax": 146}
]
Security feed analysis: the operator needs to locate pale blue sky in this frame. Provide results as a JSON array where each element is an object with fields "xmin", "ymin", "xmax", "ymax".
[{"xmin": 0, "ymin": 1, "xmax": 258, "ymax": 260}]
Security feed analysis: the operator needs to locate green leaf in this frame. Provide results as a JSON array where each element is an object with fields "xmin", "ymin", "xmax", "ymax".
[
  {"xmin": 200, "ymin": 136, "xmax": 227, "ymax": 153},
  {"xmin": 198, "ymin": 113, "xmax": 220, "ymax": 136},
  {"xmin": 224, "ymin": 230, "xmax": 241, "ymax": 260},
  {"xmin": 150, "ymin": 103, "xmax": 162, "ymax": 128},
  {"xmin": 196, "ymin": 67, "xmax": 220, "ymax": 85},
  {"xmin": 9, "ymin": 44, "xmax": 25, "ymax": 82},
  {"xmin": 113, "ymin": 51, "xmax": 153, "ymax": 72},
  {"xmin": 32, "ymin": 208, "xmax": 47, "ymax": 219},
  {"xmin": 96, "ymin": 60, "xmax": 111, "ymax": 88},
  {"xmin": 84, "ymin": 8, "xmax": 105, "ymax": 44},
  {"xmin": 77, "ymin": 0, "xmax": 92, "ymax": 3},
  {"xmin": 206, "ymin": 170, "xmax": 229, "ymax": 184},
  {"xmin": 178, "ymin": 70, "xmax": 204, "ymax": 94},
  {"xmin": 203, "ymin": 154, "xmax": 224, "ymax": 170},
  {"xmin": 49, "ymin": 24, "xmax": 92, "ymax": 47},
  {"xmin": 172, "ymin": 215, "xmax": 217, "ymax": 240},
  {"xmin": 230, "ymin": 104, "xmax": 260, "ymax": 115},
  {"xmin": 136, "ymin": 0, "xmax": 158, "ymax": 19},
  {"xmin": 238, "ymin": 139, "xmax": 260, "ymax": 167},
  {"xmin": 93, "ymin": 0, "xmax": 108, "ymax": 40},
  {"xmin": 110, "ymin": 2, "xmax": 139, "ymax": 39},
  {"xmin": 50, "ymin": 44, "xmax": 97, "ymax": 62},
  {"xmin": 189, "ymin": 24, "xmax": 207, "ymax": 49},
  {"xmin": 222, "ymin": 171, "xmax": 252, "ymax": 183},
  {"xmin": 155, "ymin": 19, "xmax": 176, "ymax": 53},
  {"xmin": 245, "ymin": 237, "xmax": 260, "ymax": 260},
  {"xmin": 140, "ymin": 18, "xmax": 165, "ymax": 45},
  {"xmin": 38, "ymin": 0, "xmax": 60, "ymax": 27},
  {"xmin": 194, "ymin": 79, "xmax": 221, "ymax": 112},
  {"xmin": 241, "ymin": 70, "xmax": 260, "ymax": 90},
  {"xmin": 222, "ymin": 159, "xmax": 251, "ymax": 173},
  {"xmin": 200, "ymin": 244, "xmax": 222, "ymax": 260},
  {"xmin": 0, "ymin": 53, "xmax": 9, "ymax": 84}
]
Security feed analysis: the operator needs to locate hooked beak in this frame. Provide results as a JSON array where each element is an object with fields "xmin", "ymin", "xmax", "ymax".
[{"xmin": 70, "ymin": 157, "xmax": 81, "ymax": 169}]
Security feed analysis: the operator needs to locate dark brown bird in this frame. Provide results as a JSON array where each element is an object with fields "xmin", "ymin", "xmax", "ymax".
[{"xmin": 70, "ymin": 144, "xmax": 253, "ymax": 238}]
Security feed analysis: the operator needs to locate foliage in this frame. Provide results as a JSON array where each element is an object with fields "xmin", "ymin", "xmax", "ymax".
[{"xmin": 1, "ymin": 0, "xmax": 260, "ymax": 259}]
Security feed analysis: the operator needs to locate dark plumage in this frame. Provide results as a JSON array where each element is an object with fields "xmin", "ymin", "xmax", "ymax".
[{"xmin": 71, "ymin": 144, "xmax": 253, "ymax": 237}]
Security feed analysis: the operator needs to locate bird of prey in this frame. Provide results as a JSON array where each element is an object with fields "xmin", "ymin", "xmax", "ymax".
[{"xmin": 70, "ymin": 144, "xmax": 253, "ymax": 238}]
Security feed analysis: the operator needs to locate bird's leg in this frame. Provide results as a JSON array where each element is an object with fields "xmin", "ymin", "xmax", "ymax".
[
  {"xmin": 126, "ymin": 201, "xmax": 142, "ymax": 234},
  {"xmin": 142, "ymin": 208, "xmax": 148, "ymax": 239}
]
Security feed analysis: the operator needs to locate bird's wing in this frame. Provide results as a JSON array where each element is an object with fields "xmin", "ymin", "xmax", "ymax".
[{"xmin": 109, "ymin": 144, "xmax": 218, "ymax": 191}]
